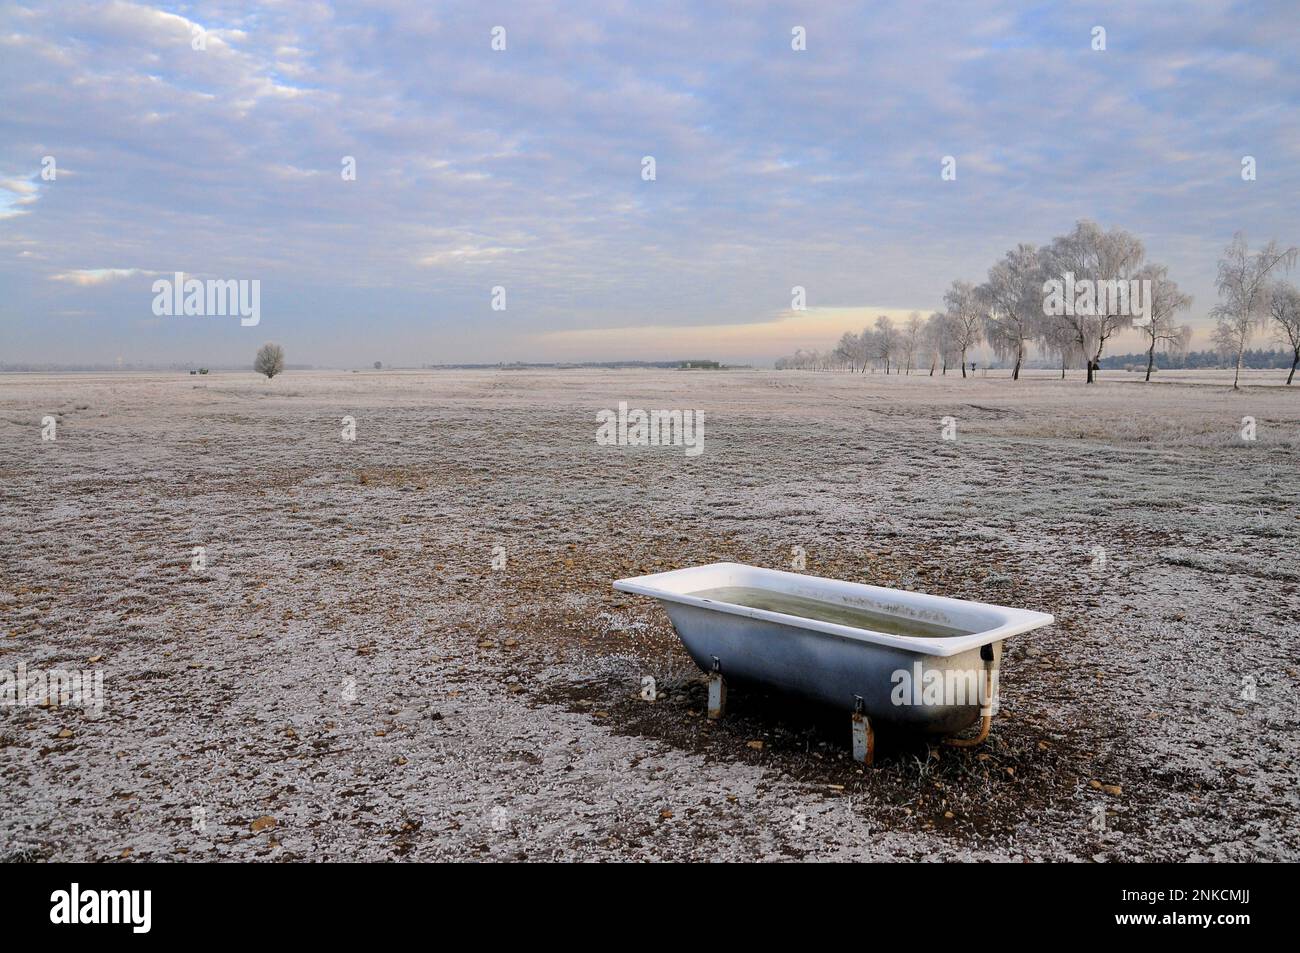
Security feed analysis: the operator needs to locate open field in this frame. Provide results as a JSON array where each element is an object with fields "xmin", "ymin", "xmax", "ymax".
[{"xmin": 1, "ymin": 368, "xmax": 1297, "ymax": 861}]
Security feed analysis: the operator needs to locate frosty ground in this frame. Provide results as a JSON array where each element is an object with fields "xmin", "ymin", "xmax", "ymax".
[{"xmin": 1, "ymin": 367, "xmax": 1296, "ymax": 862}]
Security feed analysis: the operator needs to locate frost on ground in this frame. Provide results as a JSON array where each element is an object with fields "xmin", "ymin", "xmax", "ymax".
[{"xmin": 1, "ymin": 368, "xmax": 1296, "ymax": 862}]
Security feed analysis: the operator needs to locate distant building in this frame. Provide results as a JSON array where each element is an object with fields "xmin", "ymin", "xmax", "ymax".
[{"xmin": 680, "ymin": 360, "xmax": 721, "ymax": 369}]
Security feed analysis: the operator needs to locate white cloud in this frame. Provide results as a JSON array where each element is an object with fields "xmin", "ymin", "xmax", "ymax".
[
  {"xmin": 50, "ymin": 268, "xmax": 142, "ymax": 285},
  {"xmin": 1, "ymin": 0, "xmax": 1297, "ymax": 365}
]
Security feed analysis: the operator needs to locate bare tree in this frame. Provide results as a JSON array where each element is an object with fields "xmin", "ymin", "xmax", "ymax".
[
  {"xmin": 902, "ymin": 311, "xmax": 923, "ymax": 374},
  {"xmin": 1035, "ymin": 315, "xmax": 1079, "ymax": 379},
  {"xmin": 924, "ymin": 311, "xmax": 955, "ymax": 375},
  {"xmin": 942, "ymin": 280, "xmax": 982, "ymax": 377},
  {"xmin": 923, "ymin": 313, "xmax": 940, "ymax": 375},
  {"xmin": 1211, "ymin": 233, "xmax": 1298, "ymax": 389},
  {"xmin": 1135, "ymin": 264, "xmax": 1193, "ymax": 381},
  {"xmin": 874, "ymin": 315, "xmax": 899, "ymax": 374},
  {"xmin": 855, "ymin": 329, "xmax": 874, "ymax": 372},
  {"xmin": 978, "ymin": 244, "xmax": 1040, "ymax": 380},
  {"xmin": 1210, "ymin": 323, "xmax": 1238, "ymax": 365},
  {"xmin": 254, "ymin": 342, "xmax": 285, "ymax": 379},
  {"xmin": 833, "ymin": 331, "xmax": 858, "ymax": 372},
  {"xmin": 856, "ymin": 327, "xmax": 877, "ymax": 372},
  {"xmin": 1269, "ymin": 281, "xmax": 1300, "ymax": 385},
  {"xmin": 1040, "ymin": 221, "xmax": 1146, "ymax": 383}
]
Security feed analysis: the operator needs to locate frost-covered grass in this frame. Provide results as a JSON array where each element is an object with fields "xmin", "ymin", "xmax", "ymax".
[{"xmin": 0, "ymin": 368, "xmax": 1296, "ymax": 861}]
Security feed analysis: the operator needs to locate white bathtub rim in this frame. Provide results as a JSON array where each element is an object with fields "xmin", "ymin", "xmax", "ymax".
[{"xmin": 613, "ymin": 562, "xmax": 1054, "ymax": 658}]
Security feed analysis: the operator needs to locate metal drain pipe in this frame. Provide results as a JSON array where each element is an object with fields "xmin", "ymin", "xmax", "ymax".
[{"xmin": 943, "ymin": 643, "xmax": 997, "ymax": 749}]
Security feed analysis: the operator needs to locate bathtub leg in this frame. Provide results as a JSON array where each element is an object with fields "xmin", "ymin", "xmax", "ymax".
[
  {"xmin": 707, "ymin": 657, "xmax": 727, "ymax": 720},
  {"xmin": 851, "ymin": 696, "xmax": 875, "ymax": 766}
]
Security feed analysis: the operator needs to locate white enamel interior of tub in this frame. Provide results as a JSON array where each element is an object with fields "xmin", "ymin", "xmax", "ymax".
[{"xmin": 613, "ymin": 562, "xmax": 1054, "ymax": 658}]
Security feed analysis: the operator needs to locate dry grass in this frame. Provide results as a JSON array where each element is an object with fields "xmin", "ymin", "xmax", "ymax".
[{"xmin": 0, "ymin": 368, "xmax": 1296, "ymax": 861}]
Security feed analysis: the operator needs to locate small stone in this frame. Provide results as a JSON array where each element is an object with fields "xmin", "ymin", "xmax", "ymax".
[{"xmin": 57, "ymin": 728, "xmax": 74, "ymax": 739}]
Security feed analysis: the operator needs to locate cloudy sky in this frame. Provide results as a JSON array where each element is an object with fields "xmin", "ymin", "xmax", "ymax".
[{"xmin": 1, "ymin": 1, "xmax": 1297, "ymax": 366}]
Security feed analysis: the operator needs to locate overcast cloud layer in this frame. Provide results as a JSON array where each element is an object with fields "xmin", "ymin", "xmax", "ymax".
[{"xmin": 1, "ymin": 1, "xmax": 1298, "ymax": 366}]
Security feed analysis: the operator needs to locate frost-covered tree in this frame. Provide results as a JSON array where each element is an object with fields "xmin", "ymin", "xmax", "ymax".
[
  {"xmin": 1268, "ymin": 281, "xmax": 1300, "ymax": 385},
  {"xmin": 942, "ymin": 280, "xmax": 982, "ymax": 377},
  {"xmin": 1211, "ymin": 233, "xmax": 1297, "ymax": 389},
  {"xmin": 1040, "ymin": 221, "xmax": 1146, "ymax": 383},
  {"xmin": 1135, "ymin": 264, "xmax": 1193, "ymax": 382},
  {"xmin": 254, "ymin": 342, "xmax": 285, "ymax": 379},
  {"xmin": 902, "ymin": 311, "xmax": 923, "ymax": 375},
  {"xmin": 1035, "ymin": 316, "xmax": 1082, "ymax": 379},
  {"xmin": 874, "ymin": 315, "xmax": 899, "ymax": 374},
  {"xmin": 924, "ymin": 311, "xmax": 955, "ymax": 375},
  {"xmin": 833, "ymin": 331, "xmax": 858, "ymax": 371},
  {"xmin": 978, "ymin": 244, "xmax": 1040, "ymax": 380}
]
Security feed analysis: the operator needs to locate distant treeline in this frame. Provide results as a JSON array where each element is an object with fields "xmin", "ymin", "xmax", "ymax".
[
  {"xmin": 774, "ymin": 221, "xmax": 1300, "ymax": 387},
  {"xmin": 424, "ymin": 360, "xmax": 744, "ymax": 370},
  {"xmin": 0, "ymin": 363, "xmax": 315, "ymax": 372},
  {"xmin": 1099, "ymin": 349, "xmax": 1296, "ymax": 370}
]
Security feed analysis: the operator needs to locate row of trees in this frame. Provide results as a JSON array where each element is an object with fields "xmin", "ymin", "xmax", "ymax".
[
  {"xmin": 1100, "ymin": 348, "xmax": 1300, "ymax": 371},
  {"xmin": 775, "ymin": 222, "xmax": 1300, "ymax": 387}
]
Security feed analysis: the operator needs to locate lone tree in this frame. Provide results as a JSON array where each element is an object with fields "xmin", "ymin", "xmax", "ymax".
[
  {"xmin": 254, "ymin": 342, "xmax": 285, "ymax": 379},
  {"xmin": 1211, "ymin": 233, "xmax": 1297, "ymax": 389},
  {"xmin": 1269, "ymin": 281, "xmax": 1300, "ymax": 385}
]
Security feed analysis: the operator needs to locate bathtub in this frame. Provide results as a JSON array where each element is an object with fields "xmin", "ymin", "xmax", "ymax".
[{"xmin": 613, "ymin": 562, "xmax": 1054, "ymax": 759}]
